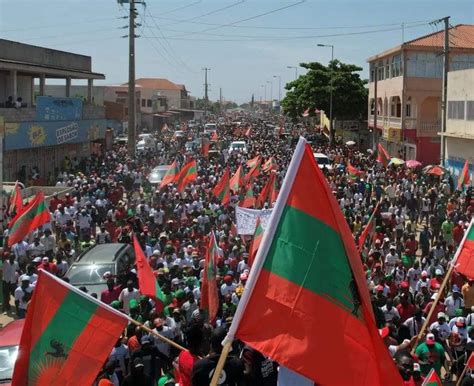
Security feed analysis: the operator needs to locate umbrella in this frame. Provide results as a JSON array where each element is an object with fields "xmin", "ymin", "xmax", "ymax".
[
  {"xmin": 424, "ymin": 165, "xmax": 447, "ymax": 176},
  {"xmin": 389, "ymin": 157, "xmax": 405, "ymax": 166},
  {"xmin": 406, "ymin": 160, "xmax": 422, "ymax": 168},
  {"xmin": 345, "ymin": 140, "xmax": 356, "ymax": 146}
]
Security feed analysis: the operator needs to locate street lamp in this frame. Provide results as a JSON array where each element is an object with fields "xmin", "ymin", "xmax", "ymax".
[
  {"xmin": 287, "ymin": 65, "xmax": 298, "ymax": 80},
  {"xmin": 317, "ymin": 43, "xmax": 335, "ymax": 145},
  {"xmin": 260, "ymin": 85, "xmax": 264, "ymax": 103},
  {"xmin": 273, "ymin": 75, "xmax": 281, "ymax": 102}
]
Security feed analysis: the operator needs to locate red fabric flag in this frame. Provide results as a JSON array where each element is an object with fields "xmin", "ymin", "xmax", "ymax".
[
  {"xmin": 224, "ymin": 138, "xmax": 402, "ymax": 385},
  {"xmin": 212, "ymin": 167, "xmax": 231, "ymax": 206},
  {"xmin": 133, "ymin": 235, "xmax": 165, "ymax": 311},
  {"xmin": 453, "ymin": 220, "xmax": 474, "ymax": 279},
  {"xmin": 458, "ymin": 159, "xmax": 470, "ymax": 190},
  {"xmin": 257, "ymin": 173, "xmax": 276, "ymax": 208},
  {"xmin": 201, "ymin": 232, "xmax": 220, "ymax": 323},
  {"xmin": 245, "ymin": 127, "xmax": 252, "ymax": 137},
  {"xmin": 161, "ymin": 123, "xmax": 169, "ymax": 133},
  {"xmin": 262, "ymin": 157, "xmax": 278, "ymax": 173},
  {"xmin": 248, "ymin": 217, "xmax": 263, "ymax": 267},
  {"xmin": 159, "ymin": 160, "xmax": 179, "ymax": 190},
  {"xmin": 358, "ymin": 202, "xmax": 380, "ymax": 250},
  {"xmin": 421, "ymin": 368, "xmax": 442, "ymax": 385},
  {"xmin": 12, "ymin": 269, "xmax": 128, "ymax": 386},
  {"xmin": 467, "ymin": 352, "xmax": 474, "ymax": 370},
  {"xmin": 244, "ymin": 157, "xmax": 261, "ymax": 184},
  {"xmin": 246, "ymin": 156, "xmax": 260, "ymax": 168},
  {"xmin": 230, "ymin": 165, "xmax": 243, "ymax": 193},
  {"xmin": 176, "ymin": 160, "xmax": 198, "ymax": 192},
  {"xmin": 9, "ymin": 181, "xmax": 23, "ymax": 216},
  {"xmin": 347, "ymin": 161, "xmax": 363, "ymax": 180},
  {"xmin": 8, "ymin": 192, "xmax": 50, "ymax": 247},
  {"xmin": 211, "ymin": 131, "xmax": 219, "ymax": 141},
  {"xmin": 230, "ymin": 222, "xmax": 238, "ymax": 238},
  {"xmin": 376, "ymin": 143, "xmax": 390, "ymax": 167},
  {"xmin": 302, "ymin": 108, "xmax": 310, "ymax": 117},
  {"xmin": 240, "ymin": 183, "xmax": 256, "ymax": 208}
]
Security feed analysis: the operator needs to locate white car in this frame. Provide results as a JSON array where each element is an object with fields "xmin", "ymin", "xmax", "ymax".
[
  {"xmin": 313, "ymin": 153, "xmax": 333, "ymax": 170},
  {"xmin": 229, "ymin": 141, "xmax": 248, "ymax": 154},
  {"xmin": 148, "ymin": 165, "xmax": 170, "ymax": 184},
  {"xmin": 136, "ymin": 133, "xmax": 157, "ymax": 152}
]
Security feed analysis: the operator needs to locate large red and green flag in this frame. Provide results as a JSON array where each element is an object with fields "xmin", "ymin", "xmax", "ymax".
[
  {"xmin": 230, "ymin": 165, "xmax": 243, "ymax": 193},
  {"xmin": 467, "ymin": 352, "xmax": 474, "ymax": 370},
  {"xmin": 457, "ymin": 159, "xmax": 470, "ymax": 190},
  {"xmin": 212, "ymin": 167, "xmax": 231, "ymax": 206},
  {"xmin": 8, "ymin": 192, "xmax": 50, "ymax": 247},
  {"xmin": 421, "ymin": 368, "xmax": 442, "ymax": 385},
  {"xmin": 12, "ymin": 269, "xmax": 128, "ymax": 386},
  {"xmin": 176, "ymin": 159, "xmax": 198, "ymax": 192},
  {"xmin": 358, "ymin": 202, "xmax": 381, "ymax": 250},
  {"xmin": 244, "ymin": 157, "xmax": 262, "ymax": 183},
  {"xmin": 262, "ymin": 157, "xmax": 278, "ymax": 173},
  {"xmin": 201, "ymin": 137, "xmax": 210, "ymax": 157},
  {"xmin": 376, "ymin": 143, "xmax": 390, "ymax": 167},
  {"xmin": 246, "ymin": 155, "xmax": 260, "ymax": 169},
  {"xmin": 9, "ymin": 181, "xmax": 23, "ymax": 216},
  {"xmin": 159, "ymin": 160, "xmax": 179, "ymax": 190},
  {"xmin": 257, "ymin": 173, "xmax": 276, "ymax": 208},
  {"xmin": 223, "ymin": 138, "xmax": 402, "ymax": 385},
  {"xmin": 347, "ymin": 161, "xmax": 363, "ymax": 180},
  {"xmin": 201, "ymin": 231, "xmax": 220, "ymax": 323},
  {"xmin": 240, "ymin": 183, "xmax": 256, "ymax": 208},
  {"xmin": 133, "ymin": 235, "xmax": 165, "ymax": 311},
  {"xmin": 453, "ymin": 219, "xmax": 474, "ymax": 279},
  {"xmin": 248, "ymin": 217, "xmax": 263, "ymax": 267}
]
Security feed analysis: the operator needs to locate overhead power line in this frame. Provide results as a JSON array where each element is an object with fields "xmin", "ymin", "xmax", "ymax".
[{"xmin": 159, "ymin": 0, "xmax": 203, "ymax": 16}]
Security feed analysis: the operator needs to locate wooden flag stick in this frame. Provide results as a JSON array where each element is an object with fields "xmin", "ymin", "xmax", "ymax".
[
  {"xmin": 456, "ymin": 361, "xmax": 469, "ymax": 386},
  {"xmin": 410, "ymin": 262, "xmax": 454, "ymax": 355},
  {"xmin": 210, "ymin": 340, "xmax": 232, "ymax": 386},
  {"xmin": 129, "ymin": 318, "xmax": 188, "ymax": 353}
]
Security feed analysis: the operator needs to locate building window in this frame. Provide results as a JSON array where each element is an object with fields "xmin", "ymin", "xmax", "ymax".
[
  {"xmin": 406, "ymin": 97, "xmax": 412, "ymax": 117},
  {"xmin": 377, "ymin": 60, "xmax": 384, "ymax": 81},
  {"xmin": 390, "ymin": 96, "xmax": 401, "ymax": 117},
  {"xmin": 370, "ymin": 63, "xmax": 375, "ymax": 82},
  {"xmin": 448, "ymin": 101, "xmax": 465, "ymax": 120},
  {"xmin": 391, "ymin": 54, "xmax": 402, "ymax": 77},
  {"xmin": 385, "ymin": 59, "xmax": 390, "ymax": 79},
  {"xmin": 467, "ymin": 101, "xmax": 474, "ymax": 121},
  {"xmin": 160, "ymin": 99, "xmax": 166, "ymax": 107},
  {"xmin": 370, "ymin": 99, "xmax": 375, "ymax": 115},
  {"xmin": 147, "ymin": 99, "xmax": 152, "ymax": 107},
  {"xmin": 141, "ymin": 98, "xmax": 146, "ymax": 107}
]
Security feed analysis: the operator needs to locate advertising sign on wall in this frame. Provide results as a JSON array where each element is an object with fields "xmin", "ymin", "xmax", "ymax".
[{"xmin": 36, "ymin": 96, "xmax": 83, "ymax": 121}]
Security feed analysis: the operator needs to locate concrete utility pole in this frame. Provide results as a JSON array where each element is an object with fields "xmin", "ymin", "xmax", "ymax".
[
  {"xmin": 127, "ymin": 0, "xmax": 136, "ymax": 157},
  {"xmin": 373, "ymin": 64, "xmax": 378, "ymax": 152},
  {"xmin": 273, "ymin": 75, "xmax": 281, "ymax": 102},
  {"xmin": 287, "ymin": 66, "xmax": 298, "ymax": 80},
  {"xmin": 219, "ymin": 87, "xmax": 222, "ymax": 111},
  {"xmin": 203, "ymin": 68, "xmax": 210, "ymax": 115},
  {"xmin": 317, "ymin": 44, "xmax": 335, "ymax": 145},
  {"xmin": 440, "ymin": 16, "xmax": 450, "ymax": 165}
]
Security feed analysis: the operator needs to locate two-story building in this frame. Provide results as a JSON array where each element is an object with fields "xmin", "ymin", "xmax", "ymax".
[
  {"xmin": 367, "ymin": 24, "xmax": 474, "ymax": 164},
  {"xmin": 0, "ymin": 39, "xmax": 107, "ymax": 183},
  {"xmin": 443, "ymin": 68, "xmax": 474, "ymax": 182}
]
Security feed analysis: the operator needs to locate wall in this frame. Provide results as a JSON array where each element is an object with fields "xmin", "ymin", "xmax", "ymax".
[
  {"xmin": 446, "ymin": 136, "xmax": 474, "ymax": 183},
  {"xmin": 447, "ymin": 69, "xmax": 474, "ymax": 136},
  {"xmin": 0, "ymin": 39, "xmax": 91, "ymax": 72},
  {"xmin": 39, "ymin": 85, "xmax": 105, "ymax": 105}
]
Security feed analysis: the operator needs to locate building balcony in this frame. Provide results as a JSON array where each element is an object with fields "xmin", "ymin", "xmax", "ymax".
[{"xmin": 418, "ymin": 120, "xmax": 440, "ymax": 137}]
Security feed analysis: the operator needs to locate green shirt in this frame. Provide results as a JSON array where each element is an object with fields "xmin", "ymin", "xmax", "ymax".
[
  {"xmin": 415, "ymin": 342, "xmax": 445, "ymax": 376},
  {"xmin": 441, "ymin": 220, "xmax": 453, "ymax": 238}
]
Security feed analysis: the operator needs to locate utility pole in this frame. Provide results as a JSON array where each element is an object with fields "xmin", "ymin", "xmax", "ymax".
[
  {"xmin": 440, "ymin": 16, "xmax": 450, "ymax": 165},
  {"xmin": 219, "ymin": 87, "xmax": 222, "ymax": 111},
  {"xmin": 203, "ymin": 68, "xmax": 210, "ymax": 115},
  {"xmin": 373, "ymin": 64, "xmax": 378, "ymax": 152},
  {"xmin": 127, "ymin": 0, "xmax": 137, "ymax": 157},
  {"xmin": 317, "ymin": 44, "xmax": 335, "ymax": 145}
]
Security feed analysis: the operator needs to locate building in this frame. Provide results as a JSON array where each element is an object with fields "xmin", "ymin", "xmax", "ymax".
[
  {"xmin": 104, "ymin": 78, "xmax": 199, "ymax": 130},
  {"xmin": 367, "ymin": 24, "xmax": 474, "ymax": 164},
  {"xmin": 0, "ymin": 39, "xmax": 106, "ymax": 182},
  {"xmin": 442, "ymin": 68, "xmax": 474, "ymax": 181}
]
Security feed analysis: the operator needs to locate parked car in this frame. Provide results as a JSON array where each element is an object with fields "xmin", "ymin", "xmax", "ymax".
[
  {"xmin": 65, "ymin": 243, "xmax": 134, "ymax": 294},
  {"xmin": 228, "ymin": 141, "xmax": 248, "ymax": 154},
  {"xmin": 0, "ymin": 319, "xmax": 25, "ymax": 385},
  {"xmin": 313, "ymin": 152, "xmax": 333, "ymax": 170},
  {"xmin": 136, "ymin": 133, "xmax": 157, "ymax": 152},
  {"xmin": 148, "ymin": 165, "xmax": 170, "ymax": 184},
  {"xmin": 114, "ymin": 135, "xmax": 128, "ymax": 145}
]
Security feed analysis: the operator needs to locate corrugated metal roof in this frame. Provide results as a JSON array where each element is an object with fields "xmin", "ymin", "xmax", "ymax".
[
  {"xmin": 124, "ymin": 78, "xmax": 186, "ymax": 91},
  {"xmin": 406, "ymin": 24, "xmax": 474, "ymax": 49}
]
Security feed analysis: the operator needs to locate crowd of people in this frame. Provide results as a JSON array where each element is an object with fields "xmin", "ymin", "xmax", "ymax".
[{"xmin": 1, "ymin": 112, "xmax": 474, "ymax": 385}]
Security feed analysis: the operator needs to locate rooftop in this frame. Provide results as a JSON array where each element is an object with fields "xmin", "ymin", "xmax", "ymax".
[
  {"xmin": 367, "ymin": 24, "xmax": 474, "ymax": 62},
  {"xmin": 125, "ymin": 78, "xmax": 187, "ymax": 91}
]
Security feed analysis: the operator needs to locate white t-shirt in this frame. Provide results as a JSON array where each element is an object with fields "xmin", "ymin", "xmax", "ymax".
[
  {"xmin": 118, "ymin": 288, "xmax": 140, "ymax": 313},
  {"xmin": 430, "ymin": 321, "xmax": 451, "ymax": 341},
  {"xmin": 382, "ymin": 305, "xmax": 400, "ymax": 322},
  {"xmin": 14, "ymin": 285, "xmax": 33, "ymax": 310},
  {"xmin": 109, "ymin": 344, "xmax": 130, "ymax": 374},
  {"xmin": 220, "ymin": 282, "xmax": 237, "ymax": 296}
]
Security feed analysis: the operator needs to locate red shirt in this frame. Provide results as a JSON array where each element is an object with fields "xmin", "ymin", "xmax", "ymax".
[
  {"xmin": 423, "ymin": 301, "xmax": 445, "ymax": 325},
  {"xmin": 397, "ymin": 303, "xmax": 415, "ymax": 322},
  {"xmin": 429, "ymin": 277, "xmax": 442, "ymax": 291},
  {"xmin": 38, "ymin": 262, "xmax": 57, "ymax": 274},
  {"xmin": 405, "ymin": 239, "xmax": 418, "ymax": 255},
  {"xmin": 453, "ymin": 225, "xmax": 464, "ymax": 244},
  {"xmin": 177, "ymin": 350, "xmax": 199, "ymax": 386},
  {"xmin": 100, "ymin": 286, "xmax": 121, "ymax": 304}
]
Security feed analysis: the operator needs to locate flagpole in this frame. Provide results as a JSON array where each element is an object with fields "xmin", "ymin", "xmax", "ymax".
[
  {"xmin": 210, "ymin": 341, "xmax": 232, "ymax": 386},
  {"xmin": 456, "ymin": 353, "xmax": 470, "ymax": 386},
  {"xmin": 411, "ymin": 219, "xmax": 474, "ymax": 353}
]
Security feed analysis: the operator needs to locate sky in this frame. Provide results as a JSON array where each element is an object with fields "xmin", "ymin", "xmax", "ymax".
[{"xmin": 0, "ymin": 0, "xmax": 473, "ymax": 103}]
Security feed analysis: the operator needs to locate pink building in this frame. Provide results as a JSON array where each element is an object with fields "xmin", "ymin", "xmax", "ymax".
[{"xmin": 367, "ymin": 24, "xmax": 474, "ymax": 164}]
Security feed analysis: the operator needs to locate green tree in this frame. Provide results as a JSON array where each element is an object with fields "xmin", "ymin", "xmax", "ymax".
[{"xmin": 281, "ymin": 60, "xmax": 368, "ymax": 124}]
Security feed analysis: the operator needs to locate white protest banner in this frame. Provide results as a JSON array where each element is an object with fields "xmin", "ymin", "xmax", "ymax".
[{"xmin": 235, "ymin": 206, "xmax": 273, "ymax": 235}]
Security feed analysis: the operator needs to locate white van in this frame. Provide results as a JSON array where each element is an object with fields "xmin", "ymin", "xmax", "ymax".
[{"xmin": 313, "ymin": 153, "xmax": 332, "ymax": 170}]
